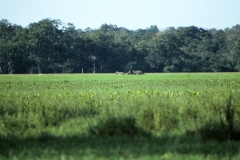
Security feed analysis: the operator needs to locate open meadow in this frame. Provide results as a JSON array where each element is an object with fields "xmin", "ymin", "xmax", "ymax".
[{"xmin": 1, "ymin": 73, "xmax": 240, "ymax": 160}]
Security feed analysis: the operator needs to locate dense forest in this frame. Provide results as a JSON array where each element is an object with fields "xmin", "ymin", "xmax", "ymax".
[{"xmin": 0, "ymin": 18, "xmax": 240, "ymax": 74}]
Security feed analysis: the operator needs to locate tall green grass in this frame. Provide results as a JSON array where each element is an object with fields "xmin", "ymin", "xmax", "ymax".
[{"xmin": 0, "ymin": 73, "xmax": 240, "ymax": 159}]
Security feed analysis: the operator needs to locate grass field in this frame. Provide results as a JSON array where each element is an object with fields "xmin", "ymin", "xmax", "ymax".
[{"xmin": 1, "ymin": 73, "xmax": 240, "ymax": 160}]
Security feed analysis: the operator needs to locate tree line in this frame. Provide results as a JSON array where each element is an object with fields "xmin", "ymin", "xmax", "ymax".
[{"xmin": 1, "ymin": 18, "xmax": 240, "ymax": 74}]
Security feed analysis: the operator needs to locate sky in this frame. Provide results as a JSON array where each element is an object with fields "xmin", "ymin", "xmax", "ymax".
[{"xmin": 1, "ymin": 0, "xmax": 240, "ymax": 30}]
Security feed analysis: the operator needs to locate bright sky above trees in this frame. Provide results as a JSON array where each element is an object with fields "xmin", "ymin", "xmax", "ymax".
[{"xmin": 1, "ymin": 0, "xmax": 240, "ymax": 30}]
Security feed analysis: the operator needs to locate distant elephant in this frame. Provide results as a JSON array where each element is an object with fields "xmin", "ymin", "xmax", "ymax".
[
  {"xmin": 115, "ymin": 71, "xmax": 125, "ymax": 75},
  {"xmin": 127, "ymin": 70, "xmax": 144, "ymax": 75}
]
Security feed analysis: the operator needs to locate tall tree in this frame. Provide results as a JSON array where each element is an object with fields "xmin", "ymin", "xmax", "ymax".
[
  {"xmin": 0, "ymin": 19, "xmax": 25, "ymax": 73},
  {"xmin": 27, "ymin": 19, "xmax": 61, "ymax": 73},
  {"xmin": 145, "ymin": 30, "xmax": 185, "ymax": 72}
]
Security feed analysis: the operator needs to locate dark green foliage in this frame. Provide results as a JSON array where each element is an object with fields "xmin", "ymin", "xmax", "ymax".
[
  {"xmin": 198, "ymin": 122, "xmax": 240, "ymax": 142},
  {"xmin": 1, "ymin": 19, "xmax": 240, "ymax": 73}
]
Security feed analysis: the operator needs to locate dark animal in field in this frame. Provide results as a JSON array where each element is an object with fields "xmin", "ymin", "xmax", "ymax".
[
  {"xmin": 127, "ymin": 70, "xmax": 144, "ymax": 75},
  {"xmin": 115, "ymin": 71, "xmax": 125, "ymax": 75}
]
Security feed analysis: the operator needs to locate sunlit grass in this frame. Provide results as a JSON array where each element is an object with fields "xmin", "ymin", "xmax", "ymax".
[{"xmin": 0, "ymin": 73, "xmax": 240, "ymax": 159}]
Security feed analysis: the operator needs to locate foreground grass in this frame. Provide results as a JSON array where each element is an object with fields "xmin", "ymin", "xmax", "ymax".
[{"xmin": 0, "ymin": 73, "xmax": 240, "ymax": 160}]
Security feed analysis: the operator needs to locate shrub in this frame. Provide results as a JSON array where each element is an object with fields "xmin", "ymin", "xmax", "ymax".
[{"xmin": 89, "ymin": 116, "xmax": 150, "ymax": 138}]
